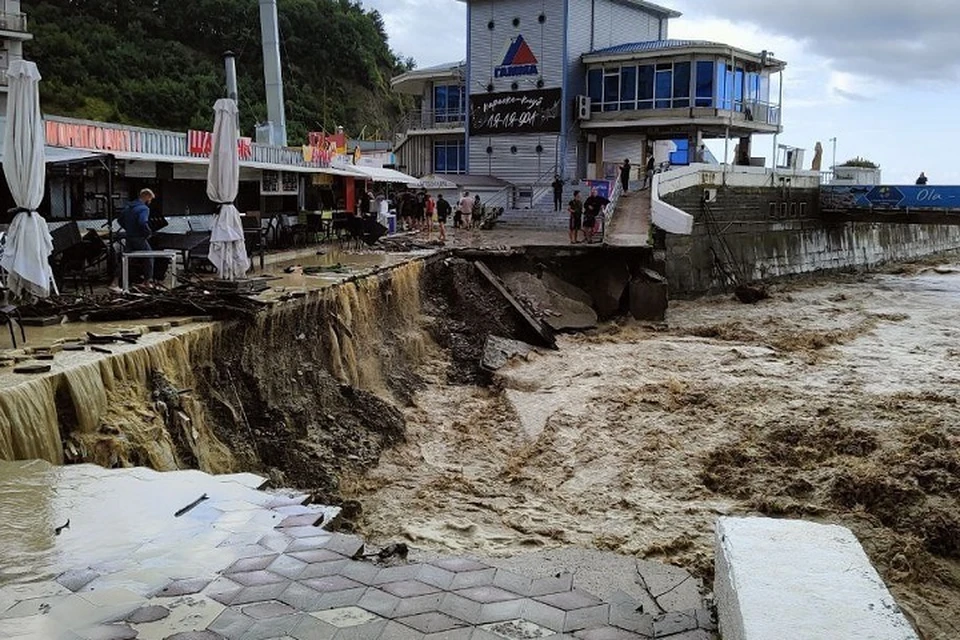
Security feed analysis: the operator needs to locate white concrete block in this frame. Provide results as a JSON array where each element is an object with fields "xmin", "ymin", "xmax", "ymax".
[{"xmin": 715, "ymin": 517, "xmax": 919, "ymax": 640}]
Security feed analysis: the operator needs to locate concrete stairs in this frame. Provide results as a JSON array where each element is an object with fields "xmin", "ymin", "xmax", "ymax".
[
  {"xmin": 605, "ymin": 186, "xmax": 652, "ymax": 247},
  {"xmin": 494, "ymin": 182, "xmax": 594, "ymax": 231}
]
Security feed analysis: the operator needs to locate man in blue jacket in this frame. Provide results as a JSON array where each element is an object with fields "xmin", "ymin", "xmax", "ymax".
[{"xmin": 112, "ymin": 188, "xmax": 156, "ymax": 289}]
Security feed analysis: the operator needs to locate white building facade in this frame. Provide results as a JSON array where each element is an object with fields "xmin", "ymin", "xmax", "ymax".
[{"xmin": 392, "ymin": 0, "xmax": 785, "ymax": 196}]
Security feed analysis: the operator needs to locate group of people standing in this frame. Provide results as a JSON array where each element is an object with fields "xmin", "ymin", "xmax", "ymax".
[
  {"xmin": 392, "ymin": 189, "xmax": 484, "ymax": 242},
  {"xmin": 567, "ymin": 188, "xmax": 609, "ymax": 244}
]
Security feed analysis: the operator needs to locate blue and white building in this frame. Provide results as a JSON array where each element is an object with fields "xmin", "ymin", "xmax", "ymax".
[{"xmin": 392, "ymin": 0, "xmax": 785, "ymax": 196}]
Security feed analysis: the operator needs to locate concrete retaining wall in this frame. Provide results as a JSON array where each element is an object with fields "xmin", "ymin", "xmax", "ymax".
[
  {"xmin": 715, "ymin": 517, "xmax": 919, "ymax": 640},
  {"xmin": 662, "ymin": 184, "xmax": 960, "ymax": 293}
]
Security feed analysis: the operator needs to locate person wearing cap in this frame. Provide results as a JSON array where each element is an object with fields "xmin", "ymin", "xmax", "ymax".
[{"xmin": 110, "ymin": 188, "xmax": 156, "ymax": 290}]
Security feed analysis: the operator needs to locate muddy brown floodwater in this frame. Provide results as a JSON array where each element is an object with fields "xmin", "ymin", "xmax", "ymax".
[{"xmin": 346, "ymin": 264, "xmax": 960, "ymax": 640}]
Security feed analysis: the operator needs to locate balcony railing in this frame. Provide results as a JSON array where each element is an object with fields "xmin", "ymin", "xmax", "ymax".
[
  {"xmin": 398, "ymin": 108, "xmax": 466, "ymax": 134},
  {"xmin": 589, "ymin": 99, "xmax": 781, "ymax": 127},
  {"xmin": 0, "ymin": 12, "xmax": 28, "ymax": 33},
  {"xmin": 42, "ymin": 115, "xmax": 348, "ymax": 171}
]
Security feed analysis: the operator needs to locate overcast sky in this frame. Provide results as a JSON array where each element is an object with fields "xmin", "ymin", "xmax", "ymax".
[{"xmin": 363, "ymin": 0, "xmax": 957, "ymax": 184}]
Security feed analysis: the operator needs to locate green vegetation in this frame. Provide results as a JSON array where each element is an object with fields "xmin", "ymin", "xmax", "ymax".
[
  {"xmin": 27, "ymin": 0, "xmax": 413, "ymax": 144},
  {"xmin": 839, "ymin": 157, "xmax": 880, "ymax": 169}
]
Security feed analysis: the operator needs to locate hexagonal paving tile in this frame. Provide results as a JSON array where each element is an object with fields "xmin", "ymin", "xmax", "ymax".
[
  {"xmin": 379, "ymin": 581, "xmax": 442, "ymax": 599},
  {"xmin": 429, "ymin": 558, "xmax": 491, "ymax": 574},
  {"xmin": 480, "ymin": 619, "xmax": 555, "ymax": 639},
  {"xmin": 534, "ymin": 590, "xmax": 603, "ymax": 612},
  {"xmin": 289, "ymin": 550, "xmax": 345, "ymax": 565},
  {"xmin": 355, "ymin": 589, "xmax": 401, "ymax": 618},
  {"xmin": 242, "ymin": 601, "xmax": 298, "ymax": 620},
  {"xmin": 575, "ymin": 627, "xmax": 649, "ymax": 639},
  {"xmin": 230, "ymin": 583, "xmax": 290, "ymax": 606},
  {"xmin": 455, "ymin": 586, "xmax": 521, "ymax": 605},
  {"xmin": 224, "ymin": 555, "xmax": 280, "ymax": 575},
  {"xmin": 57, "ymin": 569, "xmax": 101, "ymax": 593},
  {"xmin": 228, "ymin": 571, "xmax": 287, "ymax": 588},
  {"xmin": 311, "ymin": 606, "xmax": 381, "ymax": 628},
  {"xmin": 319, "ymin": 534, "xmax": 364, "ymax": 559},
  {"xmin": 278, "ymin": 583, "xmax": 327, "ymax": 613},
  {"xmin": 157, "ymin": 579, "xmax": 213, "ymax": 598},
  {"xmin": 298, "ymin": 560, "xmax": 350, "ymax": 580},
  {"xmin": 300, "ymin": 576, "xmax": 363, "ymax": 594},
  {"xmin": 124, "ymin": 605, "xmax": 170, "ymax": 624},
  {"xmin": 395, "ymin": 611, "xmax": 469, "ymax": 634},
  {"xmin": 286, "ymin": 537, "xmax": 333, "ymax": 553}
]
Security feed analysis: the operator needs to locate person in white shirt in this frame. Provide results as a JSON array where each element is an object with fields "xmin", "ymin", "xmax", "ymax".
[{"xmin": 458, "ymin": 191, "xmax": 474, "ymax": 229}]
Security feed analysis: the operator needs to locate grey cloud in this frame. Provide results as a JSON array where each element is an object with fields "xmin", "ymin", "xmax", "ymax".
[
  {"xmin": 361, "ymin": 0, "xmax": 465, "ymax": 67},
  {"xmin": 673, "ymin": 0, "xmax": 960, "ymax": 82},
  {"xmin": 832, "ymin": 88, "xmax": 871, "ymax": 102}
]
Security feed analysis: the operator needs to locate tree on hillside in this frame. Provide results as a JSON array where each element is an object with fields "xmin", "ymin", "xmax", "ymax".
[{"xmin": 28, "ymin": 0, "xmax": 411, "ymax": 143}]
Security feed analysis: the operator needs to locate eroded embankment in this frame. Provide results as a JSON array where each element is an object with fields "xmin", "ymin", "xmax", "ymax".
[{"xmin": 0, "ymin": 255, "xmax": 548, "ymax": 502}]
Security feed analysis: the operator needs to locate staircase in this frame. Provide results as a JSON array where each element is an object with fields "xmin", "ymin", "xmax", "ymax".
[{"xmin": 495, "ymin": 181, "xmax": 591, "ymax": 231}]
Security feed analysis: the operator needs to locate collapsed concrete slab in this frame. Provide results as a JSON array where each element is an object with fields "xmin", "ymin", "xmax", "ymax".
[
  {"xmin": 715, "ymin": 517, "xmax": 919, "ymax": 640},
  {"xmin": 501, "ymin": 270, "xmax": 598, "ymax": 332}
]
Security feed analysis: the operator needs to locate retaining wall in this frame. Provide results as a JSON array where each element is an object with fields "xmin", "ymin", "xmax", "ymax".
[{"xmin": 663, "ymin": 184, "xmax": 960, "ymax": 293}]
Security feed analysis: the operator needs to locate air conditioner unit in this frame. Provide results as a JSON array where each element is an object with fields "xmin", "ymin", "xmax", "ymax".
[
  {"xmin": 703, "ymin": 188, "xmax": 718, "ymax": 203},
  {"xmin": 576, "ymin": 95, "xmax": 591, "ymax": 121}
]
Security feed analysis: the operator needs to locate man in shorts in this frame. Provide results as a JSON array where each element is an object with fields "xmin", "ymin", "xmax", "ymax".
[
  {"xmin": 458, "ymin": 191, "xmax": 474, "ymax": 229},
  {"xmin": 582, "ymin": 188, "xmax": 609, "ymax": 244},
  {"xmin": 436, "ymin": 193, "xmax": 451, "ymax": 242},
  {"xmin": 568, "ymin": 190, "xmax": 583, "ymax": 244}
]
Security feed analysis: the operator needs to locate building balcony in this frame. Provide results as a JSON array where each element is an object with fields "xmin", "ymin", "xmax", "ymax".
[
  {"xmin": 582, "ymin": 99, "xmax": 781, "ymax": 136},
  {"xmin": 394, "ymin": 108, "xmax": 467, "ymax": 137},
  {"xmin": 0, "ymin": 12, "xmax": 30, "ymax": 38}
]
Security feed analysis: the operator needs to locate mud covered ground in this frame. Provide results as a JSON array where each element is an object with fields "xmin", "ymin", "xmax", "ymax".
[{"xmin": 346, "ymin": 265, "xmax": 960, "ymax": 640}]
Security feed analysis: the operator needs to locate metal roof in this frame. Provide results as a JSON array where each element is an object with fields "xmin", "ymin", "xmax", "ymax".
[
  {"xmin": 452, "ymin": 0, "xmax": 680, "ymax": 18},
  {"xmin": 584, "ymin": 39, "xmax": 786, "ymax": 68},
  {"xmin": 589, "ymin": 39, "xmax": 715, "ymax": 56},
  {"xmin": 391, "ymin": 61, "xmax": 465, "ymax": 94}
]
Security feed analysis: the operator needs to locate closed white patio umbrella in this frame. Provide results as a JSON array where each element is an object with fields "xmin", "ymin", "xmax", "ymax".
[
  {"xmin": 207, "ymin": 98, "xmax": 249, "ymax": 280},
  {"xmin": 0, "ymin": 60, "xmax": 56, "ymax": 299}
]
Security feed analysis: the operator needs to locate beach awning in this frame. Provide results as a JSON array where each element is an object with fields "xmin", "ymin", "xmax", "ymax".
[
  {"xmin": 351, "ymin": 165, "xmax": 422, "ymax": 186},
  {"xmin": 45, "ymin": 147, "xmax": 104, "ymax": 165}
]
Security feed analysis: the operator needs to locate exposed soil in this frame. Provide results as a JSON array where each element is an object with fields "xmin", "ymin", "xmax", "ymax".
[{"xmin": 347, "ymin": 267, "xmax": 960, "ymax": 640}]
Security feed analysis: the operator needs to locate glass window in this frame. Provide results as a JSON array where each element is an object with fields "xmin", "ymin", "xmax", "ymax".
[
  {"xmin": 434, "ymin": 140, "xmax": 466, "ymax": 174},
  {"xmin": 637, "ymin": 65, "xmax": 654, "ymax": 109},
  {"xmin": 717, "ymin": 64, "xmax": 736, "ymax": 110},
  {"xmin": 620, "ymin": 66, "xmax": 637, "ymax": 109},
  {"xmin": 587, "ymin": 68, "xmax": 603, "ymax": 111},
  {"xmin": 695, "ymin": 61, "xmax": 714, "ymax": 107},
  {"xmin": 434, "ymin": 143, "xmax": 447, "ymax": 172},
  {"xmin": 669, "ymin": 139, "xmax": 690, "ymax": 165},
  {"xmin": 603, "ymin": 72, "xmax": 620, "ymax": 111},
  {"xmin": 655, "ymin": 65, "xmax": 672, "ymax": 109},
  {"xmin": 434, "ymin": 84, "xmax": 464, "ymax": 123},
  {"xmin": 673, "ymin": 61, "xmax": 690, "ymax": 108}
]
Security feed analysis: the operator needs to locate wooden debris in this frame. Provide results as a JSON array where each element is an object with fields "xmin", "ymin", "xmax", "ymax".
[
  {"xmin": 14, "ymin": 363, "xmax": 51, "ymax": 374},
  {"xmin": 20, "ymin": 316, "xmax": 61, "ymax": 327},
  {"xmin": 474, "ymin": 261, "xmax": 556, "ymax": 349}
]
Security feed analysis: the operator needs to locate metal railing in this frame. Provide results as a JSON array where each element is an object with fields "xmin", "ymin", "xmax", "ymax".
[
  {"xmin": 600, "ymin": 178, "xmax": 624, "ymax": 241},
  {"xmin": 0, "ymin": 12, "xmax": 27, "ymax": 33},
  {"xmin": 481, "ymin": 163, "xmax": 560, "ymax": 212},
  {"xmin": 43, "ymin": 115, "xmax": 346, "ymax": 170}
]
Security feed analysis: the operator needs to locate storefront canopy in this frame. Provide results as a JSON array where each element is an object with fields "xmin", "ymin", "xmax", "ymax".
[{"xmin": 351, "ymin": 165, "xmax": 421, "ymax": 186}]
